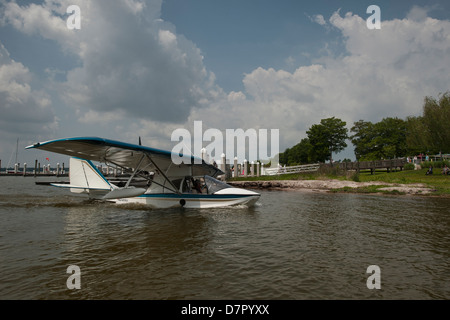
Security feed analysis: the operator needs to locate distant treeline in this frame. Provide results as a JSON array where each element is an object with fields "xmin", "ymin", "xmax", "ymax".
[{"xmin": 279, "ymin": 92, "xmax": 450, "ymax": 166}]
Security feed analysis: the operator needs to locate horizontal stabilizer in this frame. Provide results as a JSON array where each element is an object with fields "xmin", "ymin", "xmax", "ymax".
[
  {"xmin": 50, "ymin": 183, "xmax": 110, "ymax": 190},
  {"xmin": 102, "ymin": 187, "xmax": 147, "ymax": 200}
]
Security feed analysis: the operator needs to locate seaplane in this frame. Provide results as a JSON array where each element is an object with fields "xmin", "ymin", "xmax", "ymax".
[{"xmin": 25, "ymin": 137, "xmax": 260, "ymax": 209}]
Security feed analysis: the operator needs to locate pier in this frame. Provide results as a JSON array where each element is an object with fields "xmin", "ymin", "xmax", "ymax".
[
  {"xmin": 0, "ymin": 160, "xmax": 128, "ymax": 178},
  {"xmin": 0, "ymin": 159, "xmax": 67, "ymax": 177},
  {"xmin": 329, "ymin": 158, "xmax": 407, "ymax": 174}
]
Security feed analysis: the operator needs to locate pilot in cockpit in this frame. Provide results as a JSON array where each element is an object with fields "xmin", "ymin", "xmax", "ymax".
[{"xmin": 193, "ymin": 179, "xmax": 202, "ymax": 193}]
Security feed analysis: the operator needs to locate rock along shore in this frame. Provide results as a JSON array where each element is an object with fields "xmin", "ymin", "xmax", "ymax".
[{"xmin": 227, "ymin": 179, "xmax": 435, "ymax": 195}]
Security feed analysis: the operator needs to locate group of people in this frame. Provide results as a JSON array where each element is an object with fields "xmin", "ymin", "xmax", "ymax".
[
  {"xmin": 407, "ymin": 154, "xmax": 430, "ymax": 163},
  {"xmin": 426, "ymin": 164, "xmax": 449, "ymax": 175},
  {"xmin": 443, "ymin": 165, "xmax": 449, "ymax": 175}
]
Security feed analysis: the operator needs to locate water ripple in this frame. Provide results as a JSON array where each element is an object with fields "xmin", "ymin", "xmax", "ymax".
[{"xmin": 0, "ymin": 178, "xmax": 449, "ymax": 299}]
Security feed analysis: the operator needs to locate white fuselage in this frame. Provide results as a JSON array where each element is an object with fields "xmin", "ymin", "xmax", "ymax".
[
  {"xmin": 56, "ymin": 157, "xmax": 260, "ymax": 209},
  {"xmin": 109, "ymin": 187, "xmax": 260, "ymax": 209}
]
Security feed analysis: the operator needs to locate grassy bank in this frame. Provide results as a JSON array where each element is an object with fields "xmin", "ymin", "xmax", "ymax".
[
  {"xmin": 357, "ymin": 169, "xmax": 450, "ymax": 196},
  {"xmin": 328, "ymin": 185, "xmax": 408, "ymax": 195},
  {"xmin": 228, "ymin": 168, "xmax": 450, "ymax": 196}
]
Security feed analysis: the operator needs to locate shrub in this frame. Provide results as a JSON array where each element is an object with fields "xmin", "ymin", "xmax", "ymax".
[
  {"xmin": 318, "ymin": 164, "xmax": 345, "ymax": 176},
  {"xmin": 351, "ymin": 171, "xmax": 360, "ymax": 182},
  {"xmin": 403, "ymin": 163, "xmax": 415, "ymax": 170},
  {"xmin": 420, "ymin": 160, "xmax": 450, "ymax": 169}
]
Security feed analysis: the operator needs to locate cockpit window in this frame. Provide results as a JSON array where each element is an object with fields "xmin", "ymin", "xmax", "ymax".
[{"xmin": 204, "ymin": 175, "xmax": 232, "ymax": 194}]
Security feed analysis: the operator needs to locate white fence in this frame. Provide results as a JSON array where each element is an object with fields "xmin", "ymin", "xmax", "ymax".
[{"xmin": 262, "ymin": 164, "xmax": 320, "ymax": 176}]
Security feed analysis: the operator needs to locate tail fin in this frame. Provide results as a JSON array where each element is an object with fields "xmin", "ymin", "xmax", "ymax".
[
  {"xmin": 52, "ymin": 157, "xmax": 146, "ymax": 200},
  {"xmin": 68, "ymin": 157, "xmax": 112, "ymax": 194},
  {"xmin": 51, "ymin": 158, "xmax": 112, "ymax": 198}
]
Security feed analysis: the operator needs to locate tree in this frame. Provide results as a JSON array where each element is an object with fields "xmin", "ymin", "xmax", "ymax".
[
  {"xmin": 372, "ymin": 117, "xmax": 407, "ymax": 159},
  {"xmin": 351, "ymin": 117, "xmax": 407, "ymax": 160},
  {"xmin": 306, "ymin": 117, "xmax": 348, "ymax": 163},
  {"xmin": 350, "ymin": 120, "xmax": 375, "ymax": 161},
  {"xmin": 279, "ymin": 138, "xmax": 314, "ymax": 165},
  {"xmin": 406, "ymin": 116, "xmax": 429, "ymax": 155},
  {"xmin": 423, "ymin": 93, "xmax": 450, "ymax": 153},
  {"xmin": 405, "ymin": 92, "xmax": 450, "ymax": 154}
]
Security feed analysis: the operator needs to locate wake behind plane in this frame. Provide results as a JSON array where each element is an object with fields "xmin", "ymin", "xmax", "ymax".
[{"xmin": 26, "ymin": 137, "xmax": 260, "ymax": 209}]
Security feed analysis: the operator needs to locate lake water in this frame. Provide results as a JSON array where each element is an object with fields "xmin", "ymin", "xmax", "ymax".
[{"xmin": 0, "ymin": 176, "xmax": 449, "ymax": 300}]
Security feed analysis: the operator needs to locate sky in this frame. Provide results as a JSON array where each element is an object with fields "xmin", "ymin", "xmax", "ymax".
[{"xmin": 1, "ymin": 0, "xmax": 450, "ymax": 167}]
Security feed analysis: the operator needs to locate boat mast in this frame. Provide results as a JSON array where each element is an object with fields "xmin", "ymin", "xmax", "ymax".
[
  {"xmin": 15, "ymin": 138, "xmax": 19, "ymax": 165},
  {"xmin": 6, "ymin": 138, "xmax": 19, "ymax": 169}
]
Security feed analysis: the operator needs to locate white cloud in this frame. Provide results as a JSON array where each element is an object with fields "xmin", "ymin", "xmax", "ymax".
[
  {"xmin": 3, "ymin": 0, "xmax": 217, "ymax": 124},
  {"xmin": 0, "ymin": 42, "xmax": 59, "ymax": 162},
  {"xmin": 227, "ymin": 91, "xmax": 246, "ymax": 102},
  {"xmin": 2, "ymin": 2, "xmax": 450, "ymax": 162},
  {"xmin": 187, "ymin": 8, "xmax": 450, "ymax": 154},
  {"xmin": 158, "ymin": 29, "xmax": 177, "ymax": 49},
  {"xmin": 123, "ymin": 0, "xmax": 146, "ymax": 15},
  {"xmin": 313, "ymin": 14, "xmax": 327, "ymax": 26},
  {"xmin": 406, "ymin": 5, "xmax": 430, "ymax": 22},
  {"xmin": 1, "ymin": 0, "xmax": 81, "ymax": 54},
  {"xmin": 0, "ymin": 43, "xmax": 58, "ymax": 136}
]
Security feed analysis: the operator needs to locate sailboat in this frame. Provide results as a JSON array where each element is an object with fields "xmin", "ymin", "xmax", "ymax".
[{"xmin": 6, "ymin": 138, "xmax": 19, "ymax": 173}]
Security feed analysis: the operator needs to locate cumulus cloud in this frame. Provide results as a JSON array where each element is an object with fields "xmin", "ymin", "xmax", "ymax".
[
  {"xmin": 0, "ymin": 43, "xmax": 58, "ymax": 136},
  {"xmin": 191, "ymin": 7, "xmax": 450, "ymax": 153},
  {"xmin": 2, "ymin": 2, "xmax": 450, "ymax": 162},
  {"xmin": 2, "ymin": 0, "xmax": 218, "ymax": 124},
  {"xmin": 406, "ymin": 5, "xmax": 431, "ymax": 22},
  {"xmin": 0, "ymin": 42, "xmax": 59, "ymax": 160},
  {"xmin": 1, "ymin": 0, "xmax": 80, "ymax": 54},
  {"xmin": 313, "ymin": 14, "xmax": 327, "ymax": 26}
]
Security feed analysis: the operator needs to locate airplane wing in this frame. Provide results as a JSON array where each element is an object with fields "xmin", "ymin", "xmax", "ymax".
[{"xmin": 25, "ymin": 137, "xmax": 223, "ymax": 178}]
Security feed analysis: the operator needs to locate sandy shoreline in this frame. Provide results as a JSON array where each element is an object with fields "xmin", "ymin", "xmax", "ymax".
[{"xmin": 227, "ymin": 179, "xmax": 435, "ymax": 195}]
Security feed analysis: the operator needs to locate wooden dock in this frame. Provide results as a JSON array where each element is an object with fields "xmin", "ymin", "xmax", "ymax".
[
  {"xmin": 0, "ymin": 172, "xmax": 69, "ymax": 177},
  {"xmin": 329, "ymin": 159, "xmax": 407, "ymax": 174}
]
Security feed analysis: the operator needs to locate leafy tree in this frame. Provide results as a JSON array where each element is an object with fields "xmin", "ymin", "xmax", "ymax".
[
  {"xmin": 350, "ymin": 120, "xmax": 375, "ymax": 160},
  {"xmin": 406, "ymin": 92, "xmax": 450, "ymax": 154},
  {"xmin": 406, "ymin": 116, "xmax": 429, "ymax": 155},
  {"xmin": 278, "ymin": 149, "xmax": 289, "ymax": 165},
  {"xmin": 423, "ymin": 93, "xmax": 449, "ymax": 153},
  {"xmin": 306, "ymin": 117, "xmax": 348, "ymax": 163},
  {"xmin": 351, "ymin": 117, "xmax": 407, "ymax": 160},
  {"xmin": 279, "ymin": 138, "xmax": 313, "ymax": 165},
  {"xmin": 372, "ymin": 117, "xmax": 407, "ymax": 159}
]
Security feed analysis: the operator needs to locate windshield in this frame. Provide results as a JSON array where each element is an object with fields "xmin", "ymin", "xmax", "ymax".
[{"xmin": 204, "ymin": 175, "xmax": 232, "ymax": 194}]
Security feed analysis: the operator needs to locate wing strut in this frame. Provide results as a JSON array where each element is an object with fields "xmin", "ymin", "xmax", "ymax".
[
  {"xmin": 105, "ymin": 158, "xmax": 179, "ymax": 194},
  {"xmin": 125, "ymin": 154, "xmax": 145, "ymax": 188},
  {"xmin": 145, "ymin": 153, "xmax": 181, "ymax": 195}
]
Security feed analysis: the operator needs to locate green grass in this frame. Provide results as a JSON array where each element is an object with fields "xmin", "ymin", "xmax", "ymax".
[
  {"xmin": 329, "ymin": 185, "xmax": 406, "ymax": 195},
  {"xmin": 357, "ymin": 169, "xmax": 450, "ymax": 196},
  {"xmin": 229, "ymin": 172, "xmax": 319, "ymax": 182},
  {"xmin": 228, "ymin": 168, "xmax": 450, "ymax": 196}
]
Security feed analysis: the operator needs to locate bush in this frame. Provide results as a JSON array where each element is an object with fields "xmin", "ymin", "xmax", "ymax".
[
  {"xmin": 318, "ymin": 164, "xmax": 345, "ymax": 176},
  {"xmin": 420, "ymin": 160, "xmax": 450, "ymax": 169},
  {"xmin": 403, "ymin": 163, "xmax": 415, "ymax": 170},
  {"xmin": 351, "ymin": 171, "xmax": 360, "ymax": 182}
]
